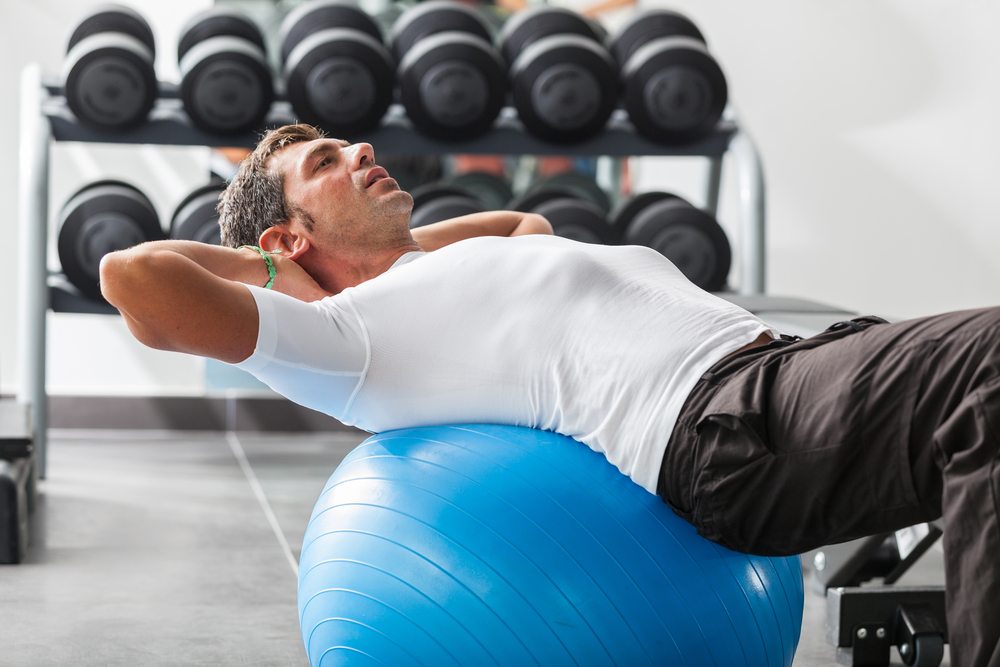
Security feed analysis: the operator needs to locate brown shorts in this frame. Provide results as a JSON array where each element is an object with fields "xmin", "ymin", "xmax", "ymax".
[
  {"xmin": 657, "ymin": 307, "xmax": 1000, "ymax": 666},
  {"xmin": 658, "ymin": 313, "xmax": 918, "ymax": 554}
]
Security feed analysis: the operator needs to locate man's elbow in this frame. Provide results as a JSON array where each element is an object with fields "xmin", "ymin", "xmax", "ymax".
[
  {"xmin": 99, "ymin": 252, "xmax": 169, "ymax": 349},
  {"xmin": 99, "ymin": 250, "xmax": 132, "ymax": 306},
  {"xmin": 100, "ymin": 248, "xmax": 154, "ymax": 310},
  {"xmin": 517, "ymin": 213, "xmax": 554, "ymax": 236}
]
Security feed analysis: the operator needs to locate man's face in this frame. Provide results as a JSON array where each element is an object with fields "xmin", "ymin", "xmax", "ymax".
[{"xmin": 270, "ymin": 138, "xmax": 413, "ymax": 253}]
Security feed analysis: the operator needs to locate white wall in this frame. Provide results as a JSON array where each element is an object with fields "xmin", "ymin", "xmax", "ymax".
[
  {"xmin": 3, "ymin": 0, "xmax": 999, "ymax": 396},
  {"xmin": 625, "ymin": 0, "xmax": 1000, "ymax": 320}
]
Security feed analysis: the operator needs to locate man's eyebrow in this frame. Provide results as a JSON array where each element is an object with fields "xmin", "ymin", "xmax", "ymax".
[
  {"xmin": 300, "ymin": 140, "xmax": 352, "ymax": 176},
  {"xmin": 301, "ymin": 142, "xmax": 336, "ymax": 176}
]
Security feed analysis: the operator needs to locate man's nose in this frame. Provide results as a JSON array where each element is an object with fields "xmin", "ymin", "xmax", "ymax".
[{"xmin": 351, "ymin": 143, "xmax": 375, "ymax": 169}]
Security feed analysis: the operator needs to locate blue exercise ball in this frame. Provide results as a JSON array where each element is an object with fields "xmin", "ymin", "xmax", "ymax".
[{"xmin": 298, "ymin": 424, "xmax": 804, "ymax": 667}]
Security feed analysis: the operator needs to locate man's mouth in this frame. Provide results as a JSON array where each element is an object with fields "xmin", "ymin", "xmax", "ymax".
[{"xmin": 365, "ymin": 167, "xmax": 390, "ymax": 188}]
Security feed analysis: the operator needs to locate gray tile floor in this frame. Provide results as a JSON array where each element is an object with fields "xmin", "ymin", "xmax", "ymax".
[{"xmin": 2, "ymin": 430, "xmax": 949, "ymax": 666}]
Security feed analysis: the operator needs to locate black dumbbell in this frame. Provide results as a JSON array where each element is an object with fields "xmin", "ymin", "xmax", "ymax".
[
  {"xmin": 498, "ymin": 6, "xmax": 617, "ymax": 143},
  {"xmin": 280, "ymin": 0, "xmax": 395, "ymax": 136},
  {"xmin": 526, "ymin": 170, "xmax": 611, "ymax": 214},
  {"xmin": 63, "ymin": 5, "xmax": 157, "ymax": 130},
  {"xmin": 58, "ymin": 181, "xmax": 164, "ymax": 301},
  {"xmin": 170, "ymin": 182, "xmax": 225, "ymax": 245},
  {"xmin": 509, "ymin": 188, "xmax": 618, "ymax": 245},
  {"xmin": 389, "ymin": 1, "xmax": 506, "ymax": 140},
  {"xmin": 409, "ymin": 184, "xmax": 485, "ymax": 228},
  {"xmin": 177, "ymin": 8, "xmax": 274, "ymax": 135},
  {"xmin": 612, "ymin": 192, "xmax": 731, "ymax": 291},
  {"xmin": 445, "ymin": 171, "xmax": 513, "ymax": 211},
  {"xmin": 608, "ymin": 10, "xmax": 727, "ymax": 144}
]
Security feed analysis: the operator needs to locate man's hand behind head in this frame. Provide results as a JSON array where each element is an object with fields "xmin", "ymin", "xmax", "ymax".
[{"xmin": 264, "ymin": 250, "xmax": 334, "ymax": 301}]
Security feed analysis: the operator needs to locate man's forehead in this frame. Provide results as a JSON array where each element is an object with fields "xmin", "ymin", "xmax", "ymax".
[{"xmin": 271, "ymin": 137, "xmax": 349, "ymax": 169}]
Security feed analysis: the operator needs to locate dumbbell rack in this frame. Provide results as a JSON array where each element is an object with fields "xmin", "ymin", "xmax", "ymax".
[{"xmin": 17, "ymin": 63, "xmax": 769, "ymax": 478}]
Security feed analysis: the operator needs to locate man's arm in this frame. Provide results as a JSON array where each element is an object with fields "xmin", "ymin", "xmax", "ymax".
[
  {"xmin": 411, "ymin": 211, "xmax": 552, "ymax": 251},
  {"xmin": 100, "ymin": 241, "xmax": 330, "ymax": 363}
]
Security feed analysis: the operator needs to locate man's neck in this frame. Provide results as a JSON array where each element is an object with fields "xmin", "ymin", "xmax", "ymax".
[{"xmin": 320, "ymin": 241, "xmax": 423, "ymax": 294}]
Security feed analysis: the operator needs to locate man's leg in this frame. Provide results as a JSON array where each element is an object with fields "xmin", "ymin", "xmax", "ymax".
[
  {"xmin": 930, "ymin": 363, "xmax": 1000, "ymax": 666},
  {"xmin": 660, "ymin": 307, "xmax": 1000, "ymax": 666}
]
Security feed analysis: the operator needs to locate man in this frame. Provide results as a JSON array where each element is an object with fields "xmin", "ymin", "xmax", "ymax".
[{"xmin": 101, "ymin": 124, "xmax": 999, "ymax": 666}]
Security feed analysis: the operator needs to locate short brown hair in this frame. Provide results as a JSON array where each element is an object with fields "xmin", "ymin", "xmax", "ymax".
[{"xmin": 217, "ymin": 123, "xmax": 325, "ymax": 248}]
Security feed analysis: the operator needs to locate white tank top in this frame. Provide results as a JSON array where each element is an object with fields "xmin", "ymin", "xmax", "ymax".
[{"xmin": 234, "ymin": 235, "xmax": 773, "ymax": 493}]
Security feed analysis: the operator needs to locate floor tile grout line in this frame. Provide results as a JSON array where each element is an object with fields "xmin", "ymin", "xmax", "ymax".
[{"xmin": 226, "ymin": 430, "xmax": 300, "ymax": 579}]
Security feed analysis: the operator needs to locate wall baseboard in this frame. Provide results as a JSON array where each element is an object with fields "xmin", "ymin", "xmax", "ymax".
[{"xmin": 1, "ymin": 394, "xmax": 360, "ymax": 434}]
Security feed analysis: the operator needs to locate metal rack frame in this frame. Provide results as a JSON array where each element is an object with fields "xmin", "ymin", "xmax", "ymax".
[{"xmin": 16, "ymin": 63, "xmax": 768, "ymax": 477}]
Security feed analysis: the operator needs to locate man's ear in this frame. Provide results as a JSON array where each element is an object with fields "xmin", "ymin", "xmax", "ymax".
[{"xmin": 259, "ymin": 223, "xmax": 312, "ymax": 260}]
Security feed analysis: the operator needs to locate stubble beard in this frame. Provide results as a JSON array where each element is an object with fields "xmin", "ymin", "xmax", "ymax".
[
  {"xmin": 330, "ymin": 188, "xmax": 414, "ymax": 256},
  {"xmin": 367, "ymin": 188, "xmax": 414, "ymax": 245}
]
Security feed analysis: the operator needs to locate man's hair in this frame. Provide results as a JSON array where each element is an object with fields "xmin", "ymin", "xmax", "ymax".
[{"xmin": 217, "ymin": 123, "xmax": 326, "ymax": 248}]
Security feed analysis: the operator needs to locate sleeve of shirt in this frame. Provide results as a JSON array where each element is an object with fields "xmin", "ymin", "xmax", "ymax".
[{"xmin": 228, "ymin": 284, "xmax": 370, "ymax": 421}]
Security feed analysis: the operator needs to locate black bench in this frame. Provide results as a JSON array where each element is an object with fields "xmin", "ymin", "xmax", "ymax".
[
  {"xmin": 1, "ymin": 400, "xmax": 35, "ymax": 564},
  {"xmin": 809, "ymin": 523, "xmax": 948, "ymax": 666}
]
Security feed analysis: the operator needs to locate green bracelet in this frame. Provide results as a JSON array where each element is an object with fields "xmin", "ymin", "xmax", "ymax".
[{"xmin": 240, "ymin": 245, "xmax": 276, "ymax": 289}]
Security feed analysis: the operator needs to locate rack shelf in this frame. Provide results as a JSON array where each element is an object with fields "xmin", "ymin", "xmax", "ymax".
[
  {"xmin": 18, "ymin": 64, "xmax": 767, "ymax": 478},
  {"xmin": 42, "ymin": 78, "xmax": 738, "ymax": 156},
  {"xmin": 48, "ymin": 276, "xmax": 117, "ymax": 316}
]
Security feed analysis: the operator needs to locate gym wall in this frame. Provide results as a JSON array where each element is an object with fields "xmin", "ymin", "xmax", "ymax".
[
  {"xmin": 620, "ymin": 0, "xmax": 1000, "ymax": 322},
  {"xmin": 2, "ymin": 0, "xmax": 999, "ymax": 398}
]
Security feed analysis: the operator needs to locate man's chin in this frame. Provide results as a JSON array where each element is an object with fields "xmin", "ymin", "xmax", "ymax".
[
  {"xmin": 390, "ymin": 187, "xmax": 414, "ymax": 207},
  {"xmin": 372, "ymin": 188, "xmax": 414, "ymax": 220}
]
